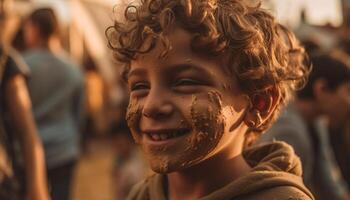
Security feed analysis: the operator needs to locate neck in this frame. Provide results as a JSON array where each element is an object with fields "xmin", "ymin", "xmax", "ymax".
[
  {"xmin": 29, "ymin": 40, "xmax": 49, "ymax": 50},
  {"xmin": 167, "ymin": 129, "xmax": 251, "ymax": 200},
  {"xmin": 29, "ymin": 36, "xmax": 60, "ymax": 52},
  {"xmin": 48, "ymin": 36, "xmax": 62, "ymax": 55}
]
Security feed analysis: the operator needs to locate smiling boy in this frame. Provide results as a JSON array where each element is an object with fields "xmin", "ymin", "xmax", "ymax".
[{"xmin": 106, "ymin": 0, "xmax": 314, "ymax": 199}]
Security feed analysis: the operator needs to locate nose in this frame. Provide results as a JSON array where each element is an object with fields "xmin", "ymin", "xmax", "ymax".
[{"xmin": 142, "ymin": 87, "xmax": 174, "ymax": 119}]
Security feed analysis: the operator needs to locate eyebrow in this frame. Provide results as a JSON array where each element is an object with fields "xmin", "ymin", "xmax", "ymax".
[
  {"xmin": 126, "ymin": 63, "xmax": 213, "ymax": 80},
  {"xmin": 128, "ymin": 68, "xmax": 147, "ymax": 79},
  {"xmin": 166, "ymin": 63, "xmax": 212, "ymax": 76},
  {"xmin": 128, "ymin": 63, "xmax": 213, "ymax": 79}
]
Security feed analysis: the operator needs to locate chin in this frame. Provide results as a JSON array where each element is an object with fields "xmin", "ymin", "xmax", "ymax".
[
  {"xmin": 148, "ymin": 155, "xmax": 207, "ymax": 174},
  {"xmin": 149, "ymin": 160, "xmax": 179, "ymax": 174},
  {"xmin": 151, "ymin": 166, "xmax": 173, "ymax": 174},
  {"xmin": 148, "ymin": 157, "xmax": 194, "ymax": 174}
]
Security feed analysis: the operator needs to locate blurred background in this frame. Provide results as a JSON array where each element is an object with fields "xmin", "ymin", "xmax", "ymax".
[{"xmin": 1, "ymin": 0, "xmax": 350, "ymax": 200}]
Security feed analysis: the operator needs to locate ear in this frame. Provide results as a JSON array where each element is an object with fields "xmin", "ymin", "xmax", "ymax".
[
  {"xmin": 244, "ymin": 87, "xmax": 281, "ymax": 129},
  {"xmin": 313, "ymin": 79, "xmax": 329, "ymax": 100}
]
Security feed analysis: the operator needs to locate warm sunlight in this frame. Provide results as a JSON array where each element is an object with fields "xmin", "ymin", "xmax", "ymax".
[{"xmin": 263, "ymin": 0, "xmax": 343, "ymax": 28}]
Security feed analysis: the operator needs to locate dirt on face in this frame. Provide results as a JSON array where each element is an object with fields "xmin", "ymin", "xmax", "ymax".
[
  {"xmin": 180, "ymin": 91, "xmax": 226, "ymax": 167},
  {"xmin": 126, "ymin": 98, "xmax": 142, "ymax": 144},
  {"xmin": 125, "ymin": 90, "xmax": 228, "ymax": 173}
]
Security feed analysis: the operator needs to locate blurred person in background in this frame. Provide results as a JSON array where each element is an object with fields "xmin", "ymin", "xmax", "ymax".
[
  {"xmin": 0, "ymin": 0, "xmax": 50, "ymax": 199},
  {"xmin": 330, "ymin": 115, "xmax": 350, "ymax": 188},
  {"xmin": 257, "ymin": 54, "xmax": 350, "ymax": 200},
  {"xmin": 110, "ymin": 79, "xmax": 149, "ymax": 200},
  {"xmin": 112, "ymin": 130, "xmax": 148, "ymax": 200},
  {"xmin": 328, "ymin": 38, "xmax": 350, "ymax": 188},
  {"xmin": 12, "ymin": 25, "xmax": 27, "ymax": 53},
  {"xmin": 111, "ymin": 85, "xmax": 151, "ymax": 200},
  {"xmin": 22, "ymin": 7, "xmax": 84, "ymax": 200}
]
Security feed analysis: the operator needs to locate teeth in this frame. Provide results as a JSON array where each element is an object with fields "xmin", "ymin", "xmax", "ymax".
[
  {"xmin": 175, "ymin": 132, "xmax": 179, "ymax": 137},
  {"xmin": 148, "ymin": 130, "xmax": 189, "ymax": 141},
  {"xmin": 160, "ymin": 134, "xmax": 168, "ymax": 140},
  {"xmin": 151, "ymin": 134, "xmax": 160, "ymax": 141}
]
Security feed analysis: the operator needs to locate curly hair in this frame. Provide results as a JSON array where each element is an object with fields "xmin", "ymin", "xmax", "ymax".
[{"xmin": 106, "ymin": 0, "xmax": 310, "ymax": 139}]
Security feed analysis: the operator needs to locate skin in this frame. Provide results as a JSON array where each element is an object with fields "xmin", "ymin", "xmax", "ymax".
[
  {"xmin": 23, "ymin": 20, "xmax": 47, "ymax": 49},
  {"xmin": 296, "ymin": 79, "xmax": 350, "ymax": 132},
  {"xmin": 23, "ymin": 19, "xmax": 64, "ymax": 57},
  {"xmin": 126, "ymin": 26, "xmax": 253, "ymax": 199},
  {"xmin": 321, "ymin": 81, "xmax": 350, "ymax": 128},
  {"xmin": 297, "ymin": 80, "xmax": 350, "ymax": 122}
]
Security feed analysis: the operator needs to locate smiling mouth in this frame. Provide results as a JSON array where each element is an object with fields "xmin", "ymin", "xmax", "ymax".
[{"xmin": 145, "ymin": 129, "xmax": 191, "ymax": 141}]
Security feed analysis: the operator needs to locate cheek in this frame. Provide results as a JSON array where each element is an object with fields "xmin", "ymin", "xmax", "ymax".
[
  {"xmin": 185, "ymin": 91, "xmax": 226, "ymax": 160},
  {"xmin": 190, "ymin": 91, "xmax": 224, "ymax": 137},
  {"xmin": 337, "ymin": 84, "xmax": 350, "ymax": 105},
  {"xmin": 126, "ymin": 98, "xmax": 142, "ymax": 143},
  {"xmin": 340, "ymin": 93, "xmax": 350, "ymax": 107},
  {"xmin": 188, "ymin": 90, "xmax": 245, "ymax": 136}
]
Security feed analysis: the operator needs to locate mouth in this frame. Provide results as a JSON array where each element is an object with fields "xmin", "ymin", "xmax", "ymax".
[{"xmin": 144, "ymin": 129, "xmax": 191, "ymax": 142}]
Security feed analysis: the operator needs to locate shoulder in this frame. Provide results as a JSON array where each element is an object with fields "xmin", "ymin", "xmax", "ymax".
[
  {"xmin": 23, "ymin": 49, "xmax": 46, "ymax": 64},
  {"xmin": 1, "ymin": 48, "xmax": 29, "ymax": 79},
  {"xmin": 3, "ymin": 55, "xmax": 25, "ymax": 82},
  {"xmin": 243, "ymin": 186, "xmax": 314, "ymax": 200}
]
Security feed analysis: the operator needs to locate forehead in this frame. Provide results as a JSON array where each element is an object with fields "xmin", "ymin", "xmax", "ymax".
[{"xmin": 129, "ymin": 26, "xmax": 228, "ymax": 74}]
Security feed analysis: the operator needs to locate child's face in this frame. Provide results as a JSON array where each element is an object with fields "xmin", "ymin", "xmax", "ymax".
[{"xmin": 126, "ymin": 27, "xmax": 249, "ymax": 173}]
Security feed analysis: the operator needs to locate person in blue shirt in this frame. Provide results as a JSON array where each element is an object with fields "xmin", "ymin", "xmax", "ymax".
[{"xmin": 22, "ymin": 8, "xmax": 84, "ymax": 200}]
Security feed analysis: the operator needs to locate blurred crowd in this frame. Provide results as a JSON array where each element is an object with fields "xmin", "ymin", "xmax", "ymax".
[
  {"xmin": 0, "ymin": 0, "xmax": 350, "ymax": 200},
  {"xmin": 0, "ymin": 1, "xmax": 144, "ymax": 200}
]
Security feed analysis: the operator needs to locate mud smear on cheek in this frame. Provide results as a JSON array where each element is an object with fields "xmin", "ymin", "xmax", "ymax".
[
  {"xmin": 180, "ymin": 91, "xmax": 226, "ymax": 167},
  {"xmin": 126, "ymin": 99, "xmax": 142, "ymax": 144},
  {"xmin": 125, "ymin": 92, "xmax": 226, "ymax": 173},
  {"xmin": 126, "ymin": 99, "xmax": 171, "ymax": 172}
]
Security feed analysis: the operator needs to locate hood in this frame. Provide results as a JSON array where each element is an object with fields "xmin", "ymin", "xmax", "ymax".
[
  {"xmin": 200, "ymin": 141, "xmax": 313, "ymax": 199},
  {"xmin": 243, "ymin": 140, "xmax": 303, "ymax": 176},
  {"xmin": 129, "ymin": 141, "xmax": 314, "ymax": 200}
]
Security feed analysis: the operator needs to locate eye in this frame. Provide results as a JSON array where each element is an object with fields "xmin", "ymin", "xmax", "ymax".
[
  {"xmin": 174, "ymin": 78, "xmax": 201, "ymax": 86},
  {"xmin": 130, "ymin": 82, "xmax": 149, "ymax": 92}
]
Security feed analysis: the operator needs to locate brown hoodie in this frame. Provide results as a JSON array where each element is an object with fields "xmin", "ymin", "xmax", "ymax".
[{"xmin": 127, "ymin": 142, "xmax": 314, "ymax": 200}]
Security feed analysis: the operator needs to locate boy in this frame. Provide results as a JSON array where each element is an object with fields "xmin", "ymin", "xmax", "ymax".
[{"xmin": 106, "ymin": 0, "xmax": 314, "ymax": 199}]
